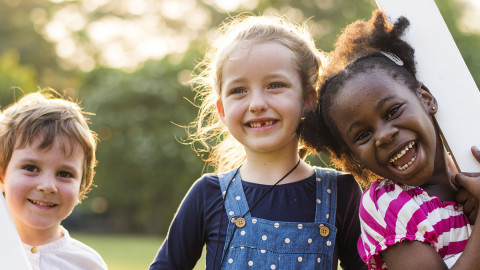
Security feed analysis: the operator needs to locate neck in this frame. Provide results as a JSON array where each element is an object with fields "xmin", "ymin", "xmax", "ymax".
[
  {"xmin": 241, "ymin": 145, "xmax": 313, "ymax": 185},
  {"xmin": 420, "ymin": 146, "xmax": 458, "ymax": 201},
  {"xmin": 15, "ymin": 222, "xmax": 63, "ymax": 246}
]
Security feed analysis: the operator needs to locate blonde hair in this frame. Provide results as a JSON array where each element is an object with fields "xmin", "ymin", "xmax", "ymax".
[
  {"xmin": 188, "ymin": 15, "xmax": 325, "ymax": 172},
  {"xmin": 0, "ymin": 90, "xmax": 98, "ymax": 201}
]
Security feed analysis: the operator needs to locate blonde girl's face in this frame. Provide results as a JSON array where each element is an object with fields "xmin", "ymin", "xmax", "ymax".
[
  {"xmin": 216, "ymin": 41, "xmax": 315, "ymax": 155},
  {"xmin": 0, "ymin": 136, "xmax": 83, "ymax": 242}
]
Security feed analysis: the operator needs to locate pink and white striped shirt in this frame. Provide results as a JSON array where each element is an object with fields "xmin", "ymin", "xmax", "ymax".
[{"xmin": 357, "ymin": 179, "xmax": 471, "ymax": 269}]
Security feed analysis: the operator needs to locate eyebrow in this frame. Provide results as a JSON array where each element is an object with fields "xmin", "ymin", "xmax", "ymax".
[
  {"xmin": 346, "ymin": 95, "xmax": 396, "ymax": 136},
  {"xmin": 375, "ymin": 95, "xmax": 396, "ymax": 111},
  {"xmin": 19, "ymin": 158, "xmax": 80, "ymax": 175}
]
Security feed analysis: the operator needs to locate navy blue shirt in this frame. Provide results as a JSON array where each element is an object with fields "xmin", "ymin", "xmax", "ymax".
[{"xmin": 150, "ymin": 172, "xmax": 367, "ymax": 270}]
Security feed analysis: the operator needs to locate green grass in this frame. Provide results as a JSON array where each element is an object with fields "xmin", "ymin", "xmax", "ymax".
[
  {"xmin": 73, "ymin": 233, "xmax": 341, "ymax": 270},
  {"xmin": 72, "ymin": 233, "xmax": 206, "ymax": 270}
]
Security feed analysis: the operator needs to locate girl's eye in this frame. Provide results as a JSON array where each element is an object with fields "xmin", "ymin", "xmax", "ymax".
[
  {"xmin": 23, "ymin": 165, "xmax": 38, "ymax": 173},
  {"xmin": 386, "ymin": 105, "xmax": 401, "ymax": 119},
  {"xmin": 230, "ymin": 87, "xmax": 246, "ymax": 95},
  {"xmin": 354, "ymin": 130, "xmax": 371, "ymax": 144},
  {"xmin": 58, "ymin": 171, "xmax": 74, "ymax": 178},
  {"xmin": 268, "ymin": 82, "xmax": 285, "ymax": 89}
]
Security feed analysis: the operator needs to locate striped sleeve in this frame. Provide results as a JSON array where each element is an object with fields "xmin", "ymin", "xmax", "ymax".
[{"xmin": 356, "ymin": 180, "xmax": 437, "ymax": 269}]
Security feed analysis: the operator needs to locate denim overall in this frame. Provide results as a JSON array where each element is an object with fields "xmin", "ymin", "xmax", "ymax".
[{"xmin": 218, "ymin": 167, "xmax": 338, "ymax": 269}]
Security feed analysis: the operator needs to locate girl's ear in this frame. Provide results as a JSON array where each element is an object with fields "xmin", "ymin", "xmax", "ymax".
[
  {"xmin": 417, "ymin": 84, "xmax": 438, "ymax": 115},
  {"xmin": 303, "ymin": 89, "xmax": 317, "ymax": 111},
  {"xmin": 216, "ymin": 99, "xmax": 226, "ymax": 125},
  {"xmin": 348, "ymin": 152, "xmax": 363, "ymax": 168}
]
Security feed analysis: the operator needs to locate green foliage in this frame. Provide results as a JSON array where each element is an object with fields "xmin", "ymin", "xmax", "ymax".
[
  {"xmin": 77, "ymin": 55, "xmax": 204, "ymax": 234},
  {"xmin": 0, "ymin": 51, "xmax": 38, "ymax": 107}
]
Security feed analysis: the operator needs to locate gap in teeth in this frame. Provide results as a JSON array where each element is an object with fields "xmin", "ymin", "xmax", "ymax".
[
  {"xmin": 389, "ymin": 141, "xmax": 415, "ymax": 163},
  {"xmin": 250, "ymin": 120, "xmax": 274, "ymax": 128},
  {"xmin": 396, "ymin": 154, "xmax": 417, "ymax": 171}
]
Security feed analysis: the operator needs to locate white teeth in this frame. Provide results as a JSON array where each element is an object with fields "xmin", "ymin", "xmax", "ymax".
[
  {"xmin": 389, "ymin": 141, "xmax": 415, "ymax": 163},
  {"xmin": 30, "ymin": 199, "xmax": 55, "ymax": 207},
  {"xmin": 396, "ymin": 154, "xmax": 417, "ymax": 171},
  {"xmin": 249, "ymin": 120, "xmax": 274, "ymax": 128}
]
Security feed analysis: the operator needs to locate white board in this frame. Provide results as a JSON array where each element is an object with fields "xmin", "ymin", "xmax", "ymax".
[
  {"xmin": 0, "ymin": 193, "xmax": 32, "ymax": 269},
  {"xmin": 376, "ymin": 0, "xmax": 480, "ymax": 172}
]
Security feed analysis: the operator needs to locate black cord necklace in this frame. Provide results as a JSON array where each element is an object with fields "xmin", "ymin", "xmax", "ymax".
[{"xmin": 213, "ymin": 159, "xmax": 301, "ymax": 270}]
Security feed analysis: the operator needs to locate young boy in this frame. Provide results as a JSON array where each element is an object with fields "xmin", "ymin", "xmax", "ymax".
[{"xmin": 0, "ymin": 91, "xmax": 107, "ymax": 270}]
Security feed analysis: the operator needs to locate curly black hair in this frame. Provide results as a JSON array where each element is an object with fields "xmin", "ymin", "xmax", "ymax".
[{"xmin": 301, "ymin": 9, "xmax": 422, "ymax": 186}]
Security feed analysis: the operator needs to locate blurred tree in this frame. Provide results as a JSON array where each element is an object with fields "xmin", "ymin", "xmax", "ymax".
[{"xmin": 77, "ymin": 52, "xmax": 204, "ymax": 234}]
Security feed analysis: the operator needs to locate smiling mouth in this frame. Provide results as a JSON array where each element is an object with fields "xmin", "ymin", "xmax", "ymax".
[
  {"xmin": 248, "ymin": 120, "xmax": 275, "ymax": 128},
  {"xmin": 388, "ymin": 141, "xmax": 417, "ymax": 171},
  {"xmin": 28, "ymin": 199, "xmax": 57, "ymax": 207}
]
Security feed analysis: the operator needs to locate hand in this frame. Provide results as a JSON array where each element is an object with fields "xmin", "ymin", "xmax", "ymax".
[{"xmin": 453, "ymin": 146, "xmax": 480, "ymax": 224}]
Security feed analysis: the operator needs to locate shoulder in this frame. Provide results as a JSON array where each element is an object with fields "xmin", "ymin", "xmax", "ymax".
[
  {"xmin": 313, "ymin": 167, "xmax": 362, "ymax": 194},
  {"xmin": 358, "ymin": 180, "xmax": 439, "ymax": 268},
  {"xmin": 60, "ymin": 231, "xmax": 108, "ymax": 269},
  {"xmin": 360, "ymin": 179, "xmax": 423, "ymax": 217}
]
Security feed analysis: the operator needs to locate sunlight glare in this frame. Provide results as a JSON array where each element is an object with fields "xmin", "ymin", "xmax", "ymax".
[
  {"xmin": 125, "ymin": 0, "xmax": 149, "ymax": 15},
  {"xmin": 56, "ymin": 38, "xmax": 76, "ymax": 58},
  {"xmin": 457, "ymin": 0, "xmax": 480, "ymax": 34},
  {"xmin": 161, "ymin": 0, "xmax": 195, "ymax": 20},
  {"xmin": 45, "ymin": 20, "xmax": 69, "ymax": 42}
]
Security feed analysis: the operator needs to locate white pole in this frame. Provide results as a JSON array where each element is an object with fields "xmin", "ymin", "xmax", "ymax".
[
  {"xmin": 376, "ymin": 0, "xmax": 480, "ymax": 172},
  {"xmin": 0, "ymin": 193, "xmax": 32, "ymax": 269}
]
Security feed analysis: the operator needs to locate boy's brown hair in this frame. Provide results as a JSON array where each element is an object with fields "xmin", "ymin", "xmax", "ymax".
[{"xmin": 0, "ymin": 90, "xmax": 98, "ymax": 201}]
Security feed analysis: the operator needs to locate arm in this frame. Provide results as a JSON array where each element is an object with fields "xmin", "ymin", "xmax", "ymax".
[
  {"xmin": 336, "ymin": 174, "xmax": 368, "ymax": 270},
  {"xmin": 149, "ymin": 179, "xmax": 207, "ymax": 270},
  {"xmin": 382, "ymin": 165, "xmax": 480, "ymax": 270},
  {"xmin": 455, "ymin": 146, "xmax": 480, "ymax": 224}
]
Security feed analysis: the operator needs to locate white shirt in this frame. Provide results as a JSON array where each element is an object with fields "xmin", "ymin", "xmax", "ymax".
[{"xmin": 23, "ymin": 228, "xmax": 107, "ymax": 270}]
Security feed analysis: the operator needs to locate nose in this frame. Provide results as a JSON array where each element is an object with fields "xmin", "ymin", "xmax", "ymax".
[
  {"xmin": 249, "ymin": 89, "xmax": 268, "ymax": 113},
  {"xmin": 37, "ymin": 174, "xmax": 58, "ymax": 193},
  {"xmin": 375, "ymin": 123, "xmax": 398, "ymax": 147}
]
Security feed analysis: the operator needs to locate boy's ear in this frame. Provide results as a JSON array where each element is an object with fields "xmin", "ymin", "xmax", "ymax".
[
  {"xmin": 0, "ymin": 168, "xmax": 4, "ymax": 193},
  {"xmin": 303, "ymin": 89, "xmax": 317, "ymax": 111},
  {"xmin": 417, "ymin": 83, "xmax": 438, "ymax": 115},
  {"xmin": 216, "ymin": 99, "xmax": 226, "ymax": 125}
]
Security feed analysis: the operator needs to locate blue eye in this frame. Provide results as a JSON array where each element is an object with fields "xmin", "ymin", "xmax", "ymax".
[
  {"xmin": 269, "ymin": 82, "xmax": 285, "ymax": 89},
  {"xmin": 58, "ymin": 171, "xmax": 74, "ymax": 178}
]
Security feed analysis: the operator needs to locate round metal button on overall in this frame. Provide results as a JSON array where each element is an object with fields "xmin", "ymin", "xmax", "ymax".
[
  {"xmin": 235, "ymin": 217, "xmax": 246, "ymax": 228},
  {"xmin": 319, "ymin": 226, "xmax": 330, "ymax": 237}
]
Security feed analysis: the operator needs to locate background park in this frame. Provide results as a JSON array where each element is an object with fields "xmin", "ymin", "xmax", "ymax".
[{"xmin": 1, "ymin": 0, "xmax": 480, "ymax": 269}]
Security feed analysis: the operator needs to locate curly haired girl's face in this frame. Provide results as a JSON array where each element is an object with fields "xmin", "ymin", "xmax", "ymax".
[{"xmin": 329, "ymin": 69, "xmax": 440, "ymax": 186}]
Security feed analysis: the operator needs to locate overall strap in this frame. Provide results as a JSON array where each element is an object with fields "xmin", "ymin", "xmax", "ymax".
[
  {"xmin": 314, "ymin": 167, "xmax": 338, "ymax": 224},
  {"xmin": 218, "ymin": 168, "xmax": 250, "ymax": 218}
]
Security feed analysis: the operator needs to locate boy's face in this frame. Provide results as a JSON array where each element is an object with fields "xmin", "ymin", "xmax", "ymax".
[{"xmin": 0, "ymin": 136, "xmax": 83, "ymax": 240}]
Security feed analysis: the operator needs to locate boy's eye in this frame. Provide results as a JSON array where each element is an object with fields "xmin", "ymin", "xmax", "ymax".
[
  {"xmin": 268, "ymin": 82, "xmax": 285, "ymax": 89},
  {"xmin": 23, "ymin": 165, "xmax": 38, "ymax": 173},
  {"xmin": 58, "ymin": 171, "xmax": 74, "ymax": 178},
  {"xmin": 386, "ymin": 105, "xmax": 401, "ymax": 119}
]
